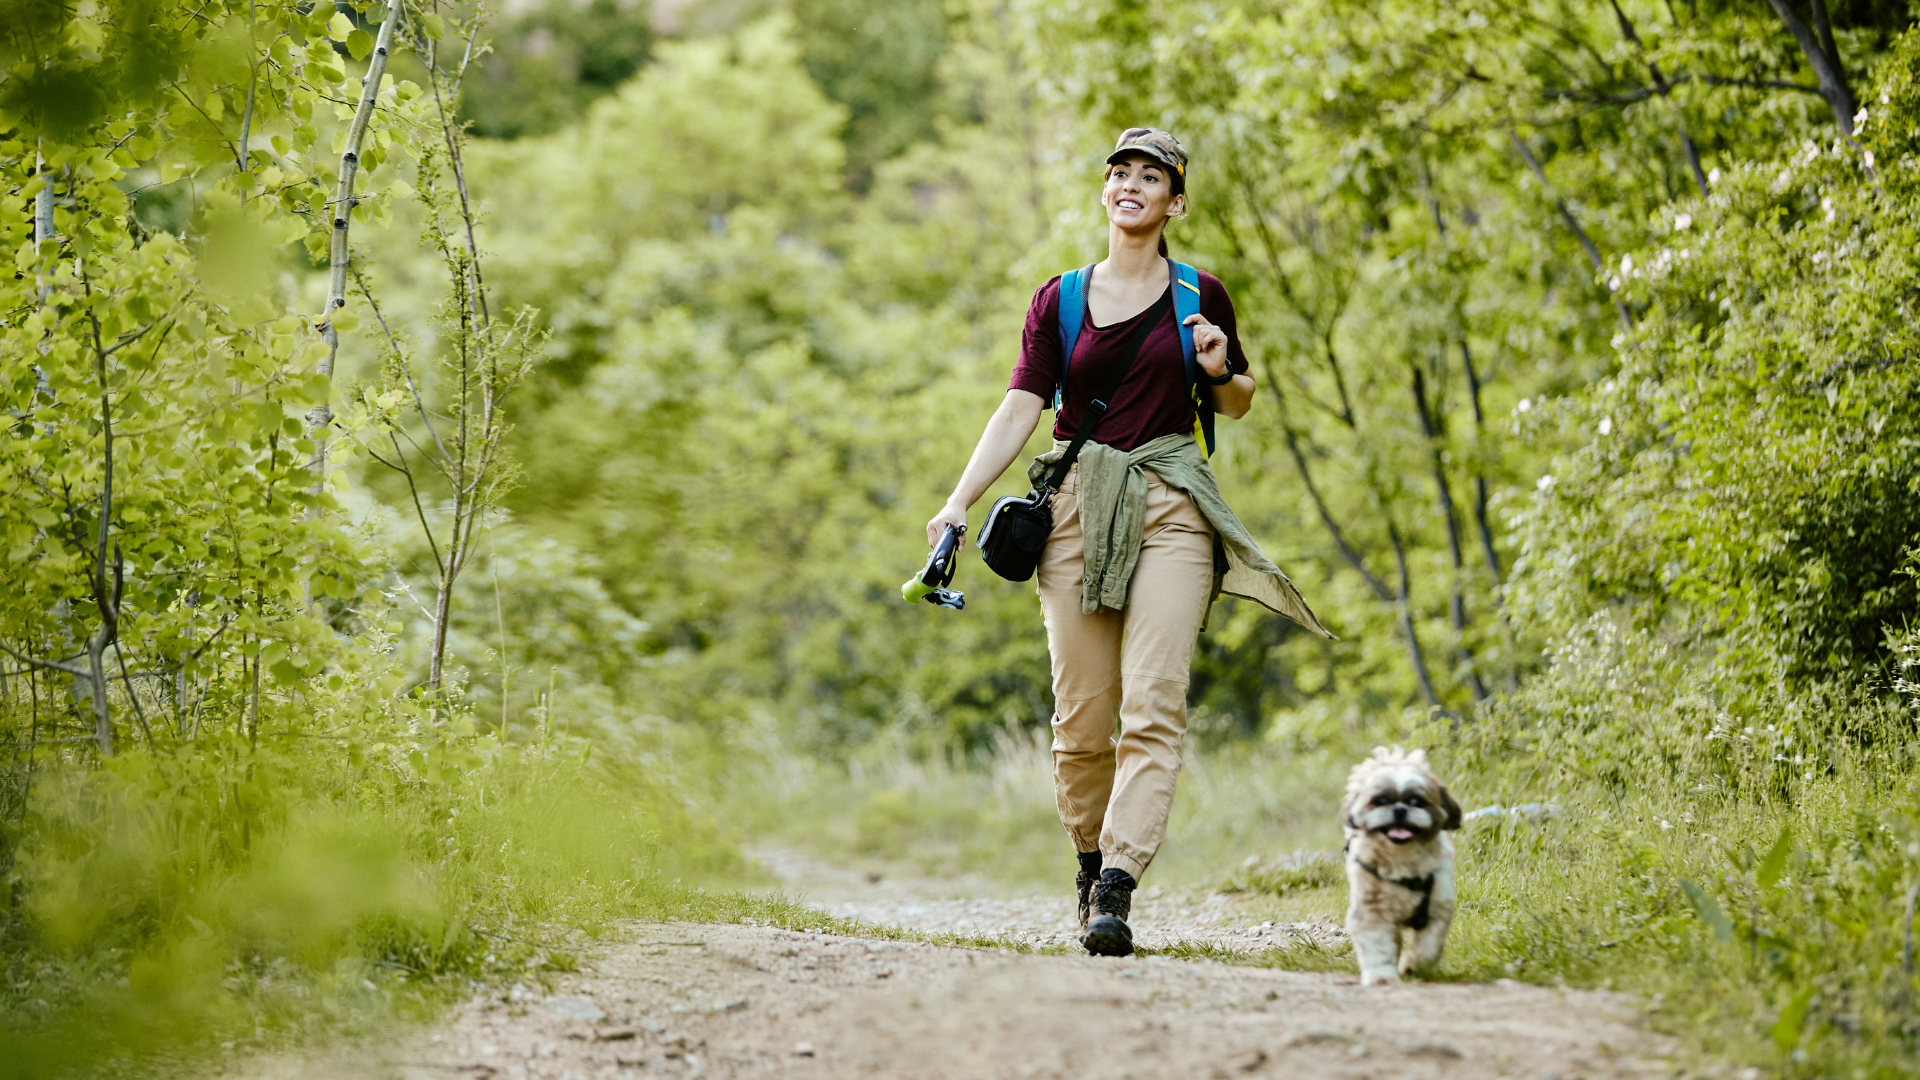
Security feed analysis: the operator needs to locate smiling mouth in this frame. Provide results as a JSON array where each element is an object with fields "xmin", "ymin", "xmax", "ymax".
[
  {"xmin": 1384, "ymin": 827, "xmax": 1416, "ymax": 843},
  {"xmin": 1116, "ymin": 200, "xmax": 1144, "ymax": 211}
]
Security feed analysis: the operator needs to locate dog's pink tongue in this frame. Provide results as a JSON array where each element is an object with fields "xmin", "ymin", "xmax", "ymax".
[{"xmin": 1387, "ymin": 827, "xmax": 1414, "ymax": 841}]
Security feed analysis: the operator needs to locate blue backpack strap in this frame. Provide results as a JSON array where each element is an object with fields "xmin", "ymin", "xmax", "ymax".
[
  {"xmin": 1171, "ymin": 259, "xmax": 1216, "ymax": 458},
  {"xmin": 1054, "ymin": 264, "xmax": 1095, "ymax": 411}
]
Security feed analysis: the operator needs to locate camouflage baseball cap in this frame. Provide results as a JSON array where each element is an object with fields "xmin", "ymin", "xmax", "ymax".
[{"xmin": 1105, "ymin": 127, "xmax": 1188, "ymax": 179}]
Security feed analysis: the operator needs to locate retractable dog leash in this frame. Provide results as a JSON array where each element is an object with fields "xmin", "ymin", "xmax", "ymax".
[{"xmin": 902, "ymin": 524, "xmax": 966, "ymax": 610}]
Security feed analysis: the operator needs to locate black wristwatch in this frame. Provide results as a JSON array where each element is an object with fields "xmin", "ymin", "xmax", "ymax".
[{"xmin": 1202, "ymin": 368, "xmax": 1235, "ymax": 386}]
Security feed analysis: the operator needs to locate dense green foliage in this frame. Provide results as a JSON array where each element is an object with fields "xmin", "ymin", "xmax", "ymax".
[
  {"xmin": 1515, "ymin": 67, "xmax": 1920, "ymax": 685},
  {"xmin": 0, "ymin": 1, "xmax": 807, "ymax": 1070},
  {"xmin": 459, "ymin": 0, "xmax": 655, "ymax": 140},
  {"xmin": 441, "ymin": 0, "xmax": 1920, "ymax": 750},
  {"xmin": 790, "ymin": 0, "xmax": 952, "ymax": 186},
  {"xmin": 8, "ymin": 0, "xmax": 1920, "ymax": 1074}
]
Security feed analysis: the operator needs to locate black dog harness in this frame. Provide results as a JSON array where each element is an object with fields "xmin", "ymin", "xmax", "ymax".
[{"xmin": 1349, "ymin": 847, "xmax": 1437, "ymax": 931}]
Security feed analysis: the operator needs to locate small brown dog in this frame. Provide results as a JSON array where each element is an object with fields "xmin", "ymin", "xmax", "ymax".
[{"xmin": 1342, "ymin": 746, "xmax": 1462, "ymax": 985}]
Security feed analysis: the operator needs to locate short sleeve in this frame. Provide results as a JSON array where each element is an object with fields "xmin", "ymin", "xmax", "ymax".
[{"xmin": 1010, "ymin": 276, "xmax": 1065, "ymax": 402}]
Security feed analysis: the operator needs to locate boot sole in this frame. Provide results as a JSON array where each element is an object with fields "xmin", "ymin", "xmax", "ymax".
[{"xmin": 1081, "ymin": 915, "xmax": 1134, "ymax": 957}]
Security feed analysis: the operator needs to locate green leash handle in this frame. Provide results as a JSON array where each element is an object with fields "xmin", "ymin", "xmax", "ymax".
[{"xmin": 903, "ymin": 524, "xmax": 966, "ymax": 610}]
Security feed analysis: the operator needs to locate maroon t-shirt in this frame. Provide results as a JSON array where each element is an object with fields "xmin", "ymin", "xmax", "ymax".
[{"xmin": 1010, "ymin": 269, "xmax": 1251, "ymax": 451}]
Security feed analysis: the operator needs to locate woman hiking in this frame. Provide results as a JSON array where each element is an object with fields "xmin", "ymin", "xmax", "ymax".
[{"xmin": 926, "ymin": 128, "xmax": 1333, "ymax": 957}]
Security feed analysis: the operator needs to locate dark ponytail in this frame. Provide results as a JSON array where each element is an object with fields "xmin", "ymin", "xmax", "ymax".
[{"xmin": 1158, "ymin": 235, "xmax": 1168, "ymax": 257}]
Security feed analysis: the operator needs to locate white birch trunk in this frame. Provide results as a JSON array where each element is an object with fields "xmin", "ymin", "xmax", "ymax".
[
  {"xmin": 35, "ymin": 149, "xmax": 53, "ymax": 303},
  {"xmin": 307, "ymin": 1, "xmax": 404, "ymax": 481}
]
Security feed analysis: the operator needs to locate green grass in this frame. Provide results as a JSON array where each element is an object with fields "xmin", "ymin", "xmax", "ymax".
[
  {"xmin": 731, "ymin": 727, "xmax": 1350, "ymax": 893},
  {"xmin": 1417, "ymin": 620, "xmax": 1920, "ymax": 1077},
  {"xmin": 1139, "ymin": 937, "xmax": 1356, "ymax": 972},
  {"xmin": 0, "ymin": 708, "xmax": 825, "ymax": 1079},
  {"xmin": 727, "ymin": 619, "xmax": 1920, "ymax": 1077},
  {"xmin": 13, "ymin": 618, "xmax": 1920, "ymax": 1079}
]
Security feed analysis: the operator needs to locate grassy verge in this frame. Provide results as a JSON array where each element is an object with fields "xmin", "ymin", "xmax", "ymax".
[
  {"xmin": 733, "ymin": 618, "xmax": 1920, "ymax": 1076},
  {"xmin": 0, "ymin": 707, "xmax": 830, "ymax": 1079},
  {"xmin": 1427, "ymin": 627, "xmax": 1920, "ymax": 1077},
  {"xmin": 17, "ymin": 620, "xmax": 1915, "ymax": 1078},
  {"xmin": 732, "ymin": 727, "xmax": 1349, "ymax": 893}
]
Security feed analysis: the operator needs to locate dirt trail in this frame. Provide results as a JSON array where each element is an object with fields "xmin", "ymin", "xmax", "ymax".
[
  {"xmin": 744, "ymin": 846, "xmax": 1349, "ymax": 953},
  {"xmin": 236, "ymin": 851, "xmax": 1679, "ymax": 1080}
]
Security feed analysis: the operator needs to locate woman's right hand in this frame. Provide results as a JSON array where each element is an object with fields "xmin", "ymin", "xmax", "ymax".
[{"xmin": 927, "ymin": 503, "xmax": 968, "ymax": 550}]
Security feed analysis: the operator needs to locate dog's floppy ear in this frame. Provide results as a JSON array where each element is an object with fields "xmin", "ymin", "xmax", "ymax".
[{"xmin": 1436, "ymin": 783, "xmax": 1463, "ymax": 831}]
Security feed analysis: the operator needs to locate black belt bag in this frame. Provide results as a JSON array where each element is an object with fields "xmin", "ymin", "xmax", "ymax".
[
  {"xmin": 977, "ymin": 290, "xmax": 1169, "ymax": 583},
  {"xmin": 976, "ymin": 490, "xmax": 1053, "ymax": 582}
]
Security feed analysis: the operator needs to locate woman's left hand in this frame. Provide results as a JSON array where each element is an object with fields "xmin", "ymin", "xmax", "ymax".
[{"xmin": 1183, "ymin": 313, "xmax": 1230, "ymax": 378}]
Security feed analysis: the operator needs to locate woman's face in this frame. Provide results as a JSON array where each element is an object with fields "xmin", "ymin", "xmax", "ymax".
[{"xmin": 1101, "ymin": 154, "xmax": 1183, "ymax": 233}]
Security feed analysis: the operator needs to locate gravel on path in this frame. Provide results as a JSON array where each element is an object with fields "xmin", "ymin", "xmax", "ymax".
[
  {"xmin": 225, "ymin": 850, "xmax": 1683, "ymax": 1080},
  {"xmin": 748, "ymin": 845, "xmax": 1347, "ymax": 954}
]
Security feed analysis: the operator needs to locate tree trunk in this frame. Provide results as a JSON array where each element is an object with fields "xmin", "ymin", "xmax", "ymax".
[
  {"xmin": 1275, "ymin": 396, "xmax": 1446, "ymax": 714},
  {"xmin": 1508, "ymin": 130, "xmax": 1634, "ymax": 331},
  {"xmin": 308, "ymin": 1, "xmax": 404, "ymax": 482},
  {"xmin": 33, "ymin": 151, "xmax": 52, "ymax": 244},
  {"xmin": 1764, "ymin": 0, "xmax": 1857, "ymax": 135},
  {"xmin": 1457, "ymin": 341, "xmax": 1503, "ymax": 585},
  {"xmin": 85, "ymin": 281, "xmax": 120, "ymax": 757},
  {"xmin": 34, "ymin": 149, "xmax": 54, "ymax": 303},
  {"xmin": 429, "ymin": 576, "xmax": 453, "ymax": 694},
  {"xmin": 84, "ymin": 626, "xmax": 112, "ymax": 757},
  {"xmin": 1410, "ymin": 365, "xmax": 1488, "ymax": 703},
  {"xmin": 1385, "ymin": 520, "xmax": 1445, "ymax": 713},
  {"xmin": 1608, "ymin": 0, "xmax": 1711, "ymax": 197}
]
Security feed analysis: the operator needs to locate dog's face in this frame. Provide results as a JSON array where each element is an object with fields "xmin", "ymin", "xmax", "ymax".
[{"xmin": 1344, "ymin": 747, "xmax": 1462, "ymax": 845}]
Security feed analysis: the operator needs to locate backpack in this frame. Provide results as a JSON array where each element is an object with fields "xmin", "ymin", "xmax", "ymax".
[{"xmin": 1055, "ymin": 257, "xmax": 1217, "ymax": 458}]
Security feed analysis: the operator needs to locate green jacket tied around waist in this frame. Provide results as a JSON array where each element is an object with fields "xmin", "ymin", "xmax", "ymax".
[{"xmin": 1028, "ymin": 433, "xmax": 1334, "ymax": 638}]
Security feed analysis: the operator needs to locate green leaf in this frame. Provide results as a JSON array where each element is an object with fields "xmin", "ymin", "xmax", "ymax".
[
  {"xmin": 420, "ymin": 13, "xmax": 446, "ymax": 40},
  {"xmin": 1679, "ymin": 878, "xmax": 1733, "ymax": 942},
  {"xmin": 327, "ymin": 11, "xmax": 354, "ymax": 40},
  {"xmin": 346, "ymin": 28, "xmax": 373, "ymax": 60},
  {"xmin": 1772, "ymin": 985, "xmax": 1815, "ymax": 1053},
  {"xmin": 1757, "ymin": 822, "xmax": 1793, "ymax": 889}
]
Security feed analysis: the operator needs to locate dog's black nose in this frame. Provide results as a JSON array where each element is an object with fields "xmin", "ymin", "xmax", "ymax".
[{"xmin": 1392, "ymin": 806, "xmax": 1407, "ymax": 821}]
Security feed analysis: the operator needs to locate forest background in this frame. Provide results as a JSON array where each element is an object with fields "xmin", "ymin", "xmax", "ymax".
[{"xmin": 5, "ymin": 0, "xmax": 1920, "ymax": 1074}]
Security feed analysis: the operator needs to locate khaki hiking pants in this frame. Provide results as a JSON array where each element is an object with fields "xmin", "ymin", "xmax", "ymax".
[{"xmin": 1038, "ymin": 462, "xmax": 1215, "ymax": 881}]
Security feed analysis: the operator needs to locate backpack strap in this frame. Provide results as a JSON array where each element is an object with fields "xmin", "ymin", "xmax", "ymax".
[
  {"xmin": 1054, "ymin": 264, "xmax": 1096, "ymax": 411},
  {"xmin": 1171, "ymin": 259, "xmax": 1217, "ymax": 458}
]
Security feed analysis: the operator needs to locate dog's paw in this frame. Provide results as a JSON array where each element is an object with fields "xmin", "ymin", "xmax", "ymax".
[{"xmin": 1359, "ymin": 969, "xmax": 1401, "ymax": 987}]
